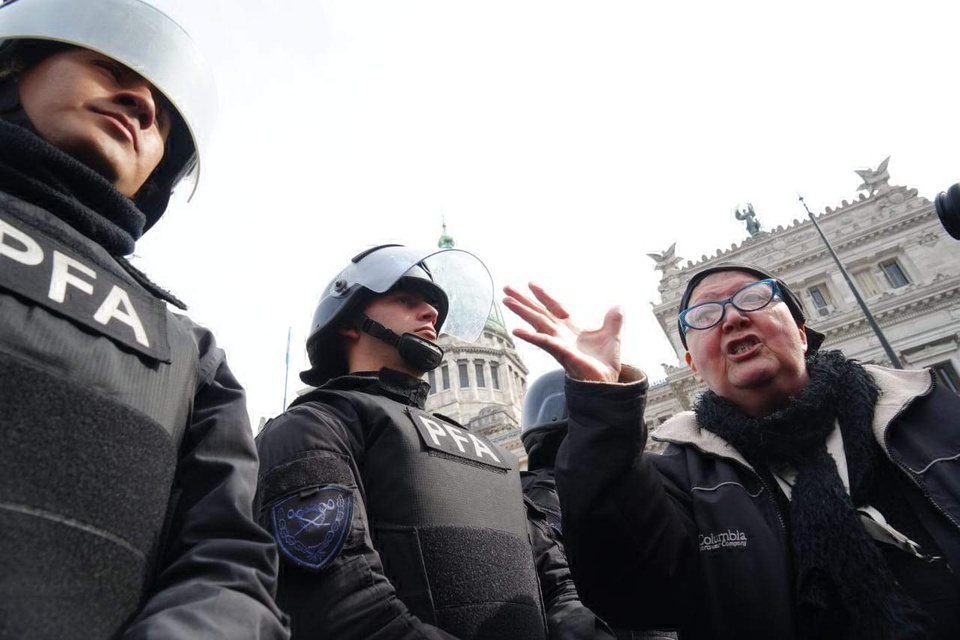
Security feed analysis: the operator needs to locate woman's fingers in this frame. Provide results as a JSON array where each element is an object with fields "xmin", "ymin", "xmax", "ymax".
[
  {"xmin": 503, "ymin": 285, "xmax": 549, "ymax": 316},
  {"xmin": 502, "ymin": 295, "xmax": 556, "ymax": 336},
  {"xmin": 600, "ymin": 306, "xmax": 624, "ymax": 338},
  {"xmin": 528, "ymin": 283, "xmax": 571, "ymax": 321}
]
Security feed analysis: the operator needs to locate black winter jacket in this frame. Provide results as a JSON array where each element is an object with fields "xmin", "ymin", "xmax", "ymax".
[
  {"xmin": 523, "ymin": 467, "xmax": 618, "ymax": 640},
  {"xmin": 556, "ymin": 365, "xmax": 960, "ymax": 640}
]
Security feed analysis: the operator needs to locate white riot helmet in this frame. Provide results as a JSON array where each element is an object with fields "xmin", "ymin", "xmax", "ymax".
[
  {"xmin": 0, "ymin": 0, "xmax": 216, "ymax": 228},
  {"xmin": 302, "ymin": 245, "xmax": 495, "ymax": 386}
]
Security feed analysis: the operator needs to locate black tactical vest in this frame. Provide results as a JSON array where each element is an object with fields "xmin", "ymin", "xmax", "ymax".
[
  {"xmin": 0, "ymin": 193, "xmax": 200, "ymax": 638},
  {"xmin": 299, "ymin": 385, "xmax": 548, "ymax": 640}
]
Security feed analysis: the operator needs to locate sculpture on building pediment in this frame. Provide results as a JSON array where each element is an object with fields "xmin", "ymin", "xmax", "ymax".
[
  {"xmin": 735, "ymin": 203, "xmax": 761, "ymax": 236},
  {"xmin": 855, "ymin": 156, "xmax": 891, "ymax": 196},
  {"xmin": 647, "ymin": 242, "xmax": 682, "ymax": 275}
]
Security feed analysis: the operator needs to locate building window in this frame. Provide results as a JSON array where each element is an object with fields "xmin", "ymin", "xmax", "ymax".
[
  {"xmin": 490, "ymin": 362, "xmax": 500, "ymax": 390},
  {"xmin": 475, "ymin": 361, "xmax": 486, "ymax": 388},
  {"xmin": 441, "ymin": 363, "xmax": 450, "ymax": 390},
  {"xmin": 932, "ymin": 361, "xmax": 960, "ymax": 394},
  {"xmin": 458, "ymin": 361, "xmax": 470, "ymax": 388},
  {"xmin": 427, "ymin": 370, "xmax": 437, "ymax": 395},
  {"xmin": 807, "ymin": 284, "xmax": 833, "ymax": 317},
  {"xmin": 880, "ymin": 259, "xmax": 910, "ymax": 288},
  {"xmin": 853, "ymin": 269, "xmax": 882, "ymax": 297}
]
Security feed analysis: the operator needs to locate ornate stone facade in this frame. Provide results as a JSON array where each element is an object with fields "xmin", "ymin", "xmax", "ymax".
[
  {"xmin": 644, "ymin": 160, "xmax": 960, "ymax": 449},
  {"xmin": 423, "ymin": 301, "xmax": 530, "ymax": 466},
  {"xmin": 424, "ymin": 220, "xmax": 530, "ymax": 465}
]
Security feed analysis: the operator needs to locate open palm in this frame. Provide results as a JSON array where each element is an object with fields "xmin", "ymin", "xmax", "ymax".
[{"xmin": 503, "ymin": 283, "xmax": 622, "ymax": 383}]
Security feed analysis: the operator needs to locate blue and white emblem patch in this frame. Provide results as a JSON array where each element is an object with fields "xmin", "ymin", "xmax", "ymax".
[
  {"xmin": 546, "ymin": 511, "xmax": 562, "ymax": 535},
  {"xmin": 271, "ymin": 486, "xmax": 353, "ymax": 570}
]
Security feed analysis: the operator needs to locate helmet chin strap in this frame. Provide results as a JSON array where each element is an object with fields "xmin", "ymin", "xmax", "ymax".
[{"xmin": 357, "ymin": 315, "xmax": 444, "ymax": 373}]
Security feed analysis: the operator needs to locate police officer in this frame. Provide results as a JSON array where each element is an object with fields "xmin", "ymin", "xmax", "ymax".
[
  {"xmin": 256, "ymin": 244, "xmax": 549, "ymax": 639},
  {"xmin": 522, "ymin": 369, "xmax": 614, "ymax": 640},
  {"xmin": 0, "ymin": 1, "xmax": 287, "ymax": 637},
  {"xmin": 521, "ymin": 370, "xmax": 676, "ymax": 640}
]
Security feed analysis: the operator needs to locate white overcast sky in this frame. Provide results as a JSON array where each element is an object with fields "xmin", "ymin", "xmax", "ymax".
[{"xmin": 136, "ymin": 0, "xmax": 960, "ymax": 426}]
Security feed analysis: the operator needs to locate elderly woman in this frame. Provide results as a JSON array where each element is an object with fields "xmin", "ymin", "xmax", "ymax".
[{"xmin": 503, "ymin": 265, "xmax": 960, "ymax": 640}]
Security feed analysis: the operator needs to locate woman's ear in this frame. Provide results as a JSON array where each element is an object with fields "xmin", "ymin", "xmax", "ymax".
[{"xmin": 685, "ymin": 351, "xmax": 702, "ymax": 381}]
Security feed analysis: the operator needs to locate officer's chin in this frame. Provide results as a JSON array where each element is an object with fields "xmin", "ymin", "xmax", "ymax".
[{"xmin": 60, "ymin": 137, "xmax": 127, "ymax": 188}]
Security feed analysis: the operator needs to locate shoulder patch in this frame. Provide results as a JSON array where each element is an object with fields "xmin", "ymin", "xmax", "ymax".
[
  {"xmin": 272, "ymin": 485, "xmax": 353, "ymax": 570},
  {"xmin": 545, "ymin": 511, "xmax": 562, "ymax": 535}
]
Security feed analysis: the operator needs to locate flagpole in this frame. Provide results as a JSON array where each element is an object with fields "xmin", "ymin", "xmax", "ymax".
[
  {"xmin": 282, "ymin": 326, "xmax": 292, "ymax": 410},
  {"xmin": 798, "ymin": 195, "xmax": 902, "ymax": 368}
]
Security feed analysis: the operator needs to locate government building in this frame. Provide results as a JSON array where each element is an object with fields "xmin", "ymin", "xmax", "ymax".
[{"xmin": 423, "ymin": 224, "xmax": 530, "ymax": 464}]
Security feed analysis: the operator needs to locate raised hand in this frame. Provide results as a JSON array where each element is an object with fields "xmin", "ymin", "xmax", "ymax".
[{"xmin": 503, "ymin": 283, "xmax": 623, "ymax": 383}]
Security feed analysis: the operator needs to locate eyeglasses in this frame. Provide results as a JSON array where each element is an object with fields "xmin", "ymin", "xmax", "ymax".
[{"xmin": 679, "ymin": 279, "xmax": 782, "ymax": 334}]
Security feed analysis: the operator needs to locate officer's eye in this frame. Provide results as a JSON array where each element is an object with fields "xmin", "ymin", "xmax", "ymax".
[
  {"xmin": 95, "ymin": 61, "xmax": 124, "ymax": 83},
  {"xmin": 153, "ymin": 99, "xmax": 170, "ymax": 135}
]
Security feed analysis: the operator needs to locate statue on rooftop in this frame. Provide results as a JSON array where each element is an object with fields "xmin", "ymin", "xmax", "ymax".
[
  {"xmin": 735, "ymin": 203, "xmax": 761, "ymax": 236},
  {"xmin": 855, "ymin": 156, "xmax": 891, "ymax": 196},
  {"xmin": 647, "ymin": 242, "xmax": 682, "ymax": 275}
]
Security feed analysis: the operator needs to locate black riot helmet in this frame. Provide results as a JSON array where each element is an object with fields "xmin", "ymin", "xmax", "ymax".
[
  {"xmin": 0, "ymin": 0, "xmax": 217, "ymax": 230},
  {"xmin": 520, "ymin": 369, "xmax": 569, "ymax": 470},
  {"xmin": 301, "ymin": 244, "xmax": 494, "ymax": 387}
]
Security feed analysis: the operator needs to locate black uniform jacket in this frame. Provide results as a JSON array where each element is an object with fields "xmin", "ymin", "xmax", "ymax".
[
  {"xmin": 0, "ymin": 152, "xmax": 286, "ymax": 637},
  {"xmin": 523, "ymin": 468, "xmax": 619, "ymax": 640},
  {"xmin": 523, "ymin": 463, "xmax": 675, "ymax": 640},
  {"xmin": 256, "ymin": 369, "xmax": 548, "ymax": 640},
  {"xmin": 555, "ymin": 366, "xmax": 960, "ymax": 640}
]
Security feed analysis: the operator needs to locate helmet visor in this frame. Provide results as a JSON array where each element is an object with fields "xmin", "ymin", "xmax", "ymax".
[{"xmin": 338, "ymin": 246, "xmax": 494, "ymax": 342}]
